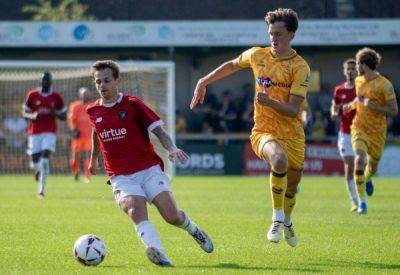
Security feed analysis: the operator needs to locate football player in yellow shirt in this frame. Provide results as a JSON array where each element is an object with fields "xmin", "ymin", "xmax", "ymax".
[
  {"xmin": 190, "ymin": 8, "xmax": 310, "ymax": 247},
  {"xmin": 344, "ymin": 48, "xmax": 398, "ymax": 214}
]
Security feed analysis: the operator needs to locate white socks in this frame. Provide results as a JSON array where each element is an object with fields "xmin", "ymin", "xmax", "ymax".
[
  {"xmin": 38, "ymin": 158, "xmax": 49, "ymax": 195},
  {"xmin": 272, "ymin": 209, "xmax": 285, "ymax": 222},
  {"xmin": 136, "ymin": 220, "xmax": 165, "ymax": 253},
  {"xmin": 346, "ymin": 179, "xmax": 358, "ymax": 205},
  {"xmin": 178, "ymin": 211, "xmax": 197, "ymax": 234}
]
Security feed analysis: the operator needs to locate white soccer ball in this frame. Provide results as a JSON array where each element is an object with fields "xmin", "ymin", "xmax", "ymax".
[{"xmin": 73, "ymin": 234, "xmax": 106, "ymax": 266}]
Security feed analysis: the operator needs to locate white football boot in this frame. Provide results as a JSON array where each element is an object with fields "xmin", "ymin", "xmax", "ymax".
[
  {"xmin": 146, "ymin": 247, "xmax": 173, "ymax": 267},
  {"xmin": 267, "ymin": 221, "xmax": 284, "ymax": 243},
  {"xmin": 190, "ymin": 226, "xmax": 214, "ymax": 253},
  {"xmin": 283, "ymin": 223, "xmax": 297, "ymax": 247}
]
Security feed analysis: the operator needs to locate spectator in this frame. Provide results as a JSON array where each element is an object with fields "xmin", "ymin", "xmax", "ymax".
[
  {"xmin": 241, "ymin": 100, "xmax": 254, "ymax": 132},
  {"xmin": 219, "ymin": 89, "xmax": 237, "ymax": 132},
  {"xmin": 187, "ymin": 89, "xmax": 221, "ymax": 133}
]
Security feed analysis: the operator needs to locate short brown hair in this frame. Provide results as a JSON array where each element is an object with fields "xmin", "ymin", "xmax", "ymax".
[
  {"xmin": 356, "ymin": 48, "xmax": 381, "ymax": 70},
  {"xmin": 91, "ymin": 60, "xmax": 120, "ymax": 79},
  {"xmin": 343, "ymin": 58, "xmax": 356, "ymax": 66},
  {"xmin": 265, "ymin": 8, "xmax": 299, "ymax": 33}
]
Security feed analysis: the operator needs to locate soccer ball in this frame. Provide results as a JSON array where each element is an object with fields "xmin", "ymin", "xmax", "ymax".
[{"xmin": 73, "ymin": 234, "xmax": 106, "ymax": 266}]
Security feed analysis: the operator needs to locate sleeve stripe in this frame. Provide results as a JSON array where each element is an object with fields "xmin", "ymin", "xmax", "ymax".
[{"xmin": 147, "ymin": 120, "xmax": 164, "ymax": 132}]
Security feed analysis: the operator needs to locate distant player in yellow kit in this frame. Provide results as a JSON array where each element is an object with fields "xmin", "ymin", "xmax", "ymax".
[
  {"xmin": 344, "ymin": 48, "xmax": 398, "ymax": 214},
  {"xmin": 190, "ymin": 8, "xmax": 310, "ymax": 247}
]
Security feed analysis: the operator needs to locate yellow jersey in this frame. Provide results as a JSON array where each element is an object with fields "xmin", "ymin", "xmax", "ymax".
[
  {"xmin": 237, "ymin": 47, "xmax": 310, "ymax": 139},
  {"xmin": 352, "ymin": 74, "xmax": 396, "ymax": 136}
]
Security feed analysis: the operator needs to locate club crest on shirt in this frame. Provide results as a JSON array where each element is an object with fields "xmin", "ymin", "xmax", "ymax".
[
  {"xmin": 256, "ymin": 76, "xmax": 272, "ymax": 89},
  {"xmin": 95, "ymin": 117, "xmax": 102, "ymax": 123},
  {"xmin": 119, "ymin": 109, "xmax": 127, "ymax": 120}
]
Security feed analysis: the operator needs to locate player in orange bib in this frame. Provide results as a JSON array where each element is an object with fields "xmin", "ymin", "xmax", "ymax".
[
  {"xmin": 191, "ymin": 8, "xmax": 310, "ymax": 247},
  {"xmin": 68, "ymin": 87, "xmax": 92, "ymax": 183},
  {"xmin": 344, "ymin": 48, "xmax": 398, "ymax": 214}
]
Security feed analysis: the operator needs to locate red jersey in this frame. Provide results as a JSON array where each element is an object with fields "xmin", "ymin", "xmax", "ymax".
[
  {"xmin": 333, "ymin": 83, "xmax": 356, "ymax": 134},
  {"xmin": 24, "ymin": 88, "xmax": 66, "ymax": 135},
  {"xmin": 86, "ymin": 93, "xmax": 164, "ymax": 178}
]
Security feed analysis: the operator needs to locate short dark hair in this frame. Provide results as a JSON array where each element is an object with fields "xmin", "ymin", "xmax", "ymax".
[
  {"xmin": 265, "ymin": 8, "xmax": 299, "ymax": 33},
  {"xmin": 343, "ymin": 58, "xmax": 356, "ymax": 66},
  {"xmin": 356, "ymin": 48, "xmax": 381, "ymax": 70},
  {"xmin": 91, "ymin": 60, "xmax": 120, "ymax": 79}
]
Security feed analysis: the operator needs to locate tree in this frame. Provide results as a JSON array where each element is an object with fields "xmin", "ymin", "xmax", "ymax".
[{"xmin": 22, "ymin": 0, "xmax": 96, "ymax": 21}]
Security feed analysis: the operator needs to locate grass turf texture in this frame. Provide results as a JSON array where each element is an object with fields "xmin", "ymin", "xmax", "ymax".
[{"xmin": 1, "ymin": 175, "xmax": 400, "ymax": 274}]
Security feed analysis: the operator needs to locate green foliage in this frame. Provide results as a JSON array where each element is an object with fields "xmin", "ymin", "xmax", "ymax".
[
  {"xmin": 22, "ymin": 0, "xmax": 96, "ymax": 21},
  {"xmin": 1, "ymin": 175, "xmax": 400, "ymax": 273}
]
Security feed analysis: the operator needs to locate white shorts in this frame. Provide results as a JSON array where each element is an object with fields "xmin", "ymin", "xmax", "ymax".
[
  {"xmin": 110, "ymin": 165, "xmax": 171, "ymax": 204},
  {"xmin": 27, "ymin": 133, "xmax": 57, "ymax": 155},
  {"xmin": 338, "ymin": 131, "xmax": 354, "ymax": 158}
]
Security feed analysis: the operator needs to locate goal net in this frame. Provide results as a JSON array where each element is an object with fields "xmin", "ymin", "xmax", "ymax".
[{"xmin": 0, "ymin": 61, "xmax": 175, "ymax": 177}]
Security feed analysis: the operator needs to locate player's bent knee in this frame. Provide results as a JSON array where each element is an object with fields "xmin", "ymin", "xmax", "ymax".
[
  {"xmin": 354, "ymin": 154, "xmax": 365, "ymax": 167},
  {"xmin": 270, "ymin": 153, "xmax": 288, "ymax": 172}
]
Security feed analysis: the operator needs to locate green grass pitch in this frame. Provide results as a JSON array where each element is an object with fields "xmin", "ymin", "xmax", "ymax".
[{"xmin": 1, "ymin": 175, "xmax": 400, "ymax": 274}]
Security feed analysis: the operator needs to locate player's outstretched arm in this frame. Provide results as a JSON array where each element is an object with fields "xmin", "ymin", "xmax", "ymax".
[
  {"xmin": 190, "ymin": 59, "xmax": 242, "ymax": 109},
  {"xmin": 89, "ymin": 129, "xmax": 100, "ymax": 174},
  {"xmin": 152, "ymin": 126, "xmax": 189, "ymax": 164},
  {"xmin": 257, "ymin": 93, "xmax": 304, "ymax": 118}
]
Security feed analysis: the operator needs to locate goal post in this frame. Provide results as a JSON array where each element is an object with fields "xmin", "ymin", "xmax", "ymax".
[{"xmin": 0, "ymin": 60, "xmax": 175, "ymax": 177}]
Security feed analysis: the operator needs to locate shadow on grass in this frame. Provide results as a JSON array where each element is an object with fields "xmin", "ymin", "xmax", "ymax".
[
  {"xmin": 181, "ymin": 262, "xmax": 322, "ymax": 272},
  {"xmin": 310, "ymin": 259, "xmax": 400, "ymax": 270}
]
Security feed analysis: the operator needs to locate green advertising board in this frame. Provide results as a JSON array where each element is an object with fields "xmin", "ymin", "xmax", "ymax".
[{"xmin": 176, "ymin": 143, "xmax": 243, "ymax": 175}]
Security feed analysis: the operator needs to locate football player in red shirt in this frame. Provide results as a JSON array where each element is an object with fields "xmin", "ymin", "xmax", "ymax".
[
  {"xmin": 331, "ymin": 58, "xmax": 367, "ymax": 211},
  {"xmin": 87, "ymin": 60, "xmax": 213, "ymax": 267},
  {"xmin": 22, "ymin": 72, "xmax": 67, "ymax": 199}
]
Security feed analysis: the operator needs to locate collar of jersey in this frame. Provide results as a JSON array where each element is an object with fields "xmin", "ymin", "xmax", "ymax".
[
  {"xmin": 359, "ymin": 72, "xmax": 380, "ymax": 83},
  {"xmin": 269, "ymin": 48, "xmax": 297, "ymax": 61},
  {"xmin": 39, "ymin": 86, "xmax": 54, "ymax": 97},
  {"xmin": 101, "ymin": 93, "xmax": 123, "ymax": 108}
]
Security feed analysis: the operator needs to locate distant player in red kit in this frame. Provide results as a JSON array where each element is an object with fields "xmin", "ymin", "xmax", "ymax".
[
  {"xmin": 22, "ymin": 72, "xmax": 67, "ymax": 199},
  {"xmin": 330, "ymin": 58, "xmax": 373, "ymax": 211},
  {"xmin": 87, "ymin": 60, "xmax": 213, "ymax": 267}
]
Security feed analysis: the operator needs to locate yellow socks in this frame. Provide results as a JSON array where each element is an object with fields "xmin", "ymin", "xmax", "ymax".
[
  {"xmin": 270, "ymin": 171, "xmax": 287, "ymax": 212},
  {"xmin": 284, "ymin": 193, "xmax": 296, "ymax": 219}
]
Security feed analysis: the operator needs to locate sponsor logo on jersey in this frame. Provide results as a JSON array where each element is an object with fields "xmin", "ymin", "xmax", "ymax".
[
  {"xmin": 99, "ymin": 128, "xmax": 127, "ymax": 142},
  {"xmin": 256, "ymin": 76, "xmax": 291, "ymax": 89}
]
